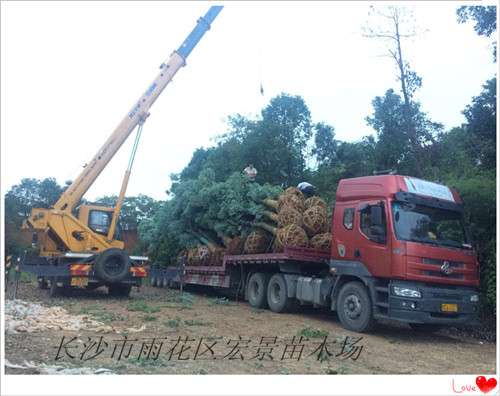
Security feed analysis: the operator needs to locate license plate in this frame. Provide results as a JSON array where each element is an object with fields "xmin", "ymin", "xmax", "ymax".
[
  {"xmin": 441, "ymin": 303, "xmax": 458, "ymax": 312},
  {"xmin": 71, "ymin": 277, "xmax": 88, "ymax": 287}
]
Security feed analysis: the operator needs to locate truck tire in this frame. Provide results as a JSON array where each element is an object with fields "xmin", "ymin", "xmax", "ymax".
[
  {"xmin": 162, "ymin": 277, "xmax": 169, "ymax": 288},
  {"xmin": 266, "ymin": 273, "xmax": 296, "ymax": 313},
  {"xmin": 108, "ymin": 284, "xmax": 132, "ymax": 297},
  {"xmin": 247, "ymin": 272, "xmax": 270, "ymax": 309},
  {"xmin": 94, "ymin": 249, "xmax": 131, "ymax": 283},
  {"xmin": 150, "ymin": 276, "xmax": 157, "ymax": 287},
  {"xmin": 336, "ymin": 281, "xmax": 374, "ymax": 333}
]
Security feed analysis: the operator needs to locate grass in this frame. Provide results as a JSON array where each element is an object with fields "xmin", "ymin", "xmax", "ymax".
[
  {"xmin": 209, "ymin": 297, "xmax": 231, "ymax": 305},
  {"xmin": 79, "ymin": 305, "xmax": 127, "ymax": 322},
  {"xmin": 162, "ymin": 292, "xmax": 195, "ymax": 310},
  {"xmin": 127, "ymin": 300, "xmax": 161, "ymax": 313},
  {"xmin": 164, "ymin": 318, "xmax": 181, "ymax": 328},
  {"xmin": 297, "ymin": 327, "xmax": 329, "ymax": 338},
  {"xmin": 142, "ymin": 315, "xmax": 158, "ymax": 322},
  {"xmin": 19, "ymin": 272, "xmax": 37, "ymax": 283},
  {"xmin": 184, "ymin": 319, "xmax": 212, "ymax": 327}
]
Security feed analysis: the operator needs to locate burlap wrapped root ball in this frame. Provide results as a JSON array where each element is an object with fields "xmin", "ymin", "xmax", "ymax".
[
  {"xmin": 278, "ymin": 193, "xmax": 305, "ymax": 212},
  {"xmin": 305, "ymin": 196, "xmax": 327, "ymax": 210},
  {"xmin": 310, "ymin": 233, "xmax": 332, "ymax": 251},
  {"xmin": 303, "ymin": 205, "xmax": 328, "ymax": 237},
  {"xmin": 277, "ymin": 206, "xmax": 303, "ymax": 227},
  {"xmin": 226, "ymin": 236, "xmax": 244, "ymax": 255},
  {"xmin": 244, "ymin": 230, "xmax": 270, "ymax": 254},
  {"xmin": 283, "ymin": 187, "xmax": 304, "ymax": 199},
  {"xmin": 274, "ymin": 224, "xmax": 309, "ymax": 252}
]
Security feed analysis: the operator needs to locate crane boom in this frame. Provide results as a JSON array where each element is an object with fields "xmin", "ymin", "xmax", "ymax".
[
  {"xmin": 54, "ymin": 5, "xmax": 223, "ymax": 213},
  {"xmin": 24, "ymin": 6, "xmax": 223, "ymax": 258}
]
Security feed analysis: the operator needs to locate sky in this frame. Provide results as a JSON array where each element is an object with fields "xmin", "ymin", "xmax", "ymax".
[{"xmin": 1, "ymin": 1, "xmax": 497, "ymax": 201}]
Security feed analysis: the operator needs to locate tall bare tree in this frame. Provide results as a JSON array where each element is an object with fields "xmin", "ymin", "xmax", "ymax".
[{"xmin": 363, "ymin": 6, "xmax": 429, "ymax": 176}]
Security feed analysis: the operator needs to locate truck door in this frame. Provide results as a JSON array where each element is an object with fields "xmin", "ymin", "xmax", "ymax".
[{"xmin": 355, "ymin": 200, "xmax": 392, "ymax": 278}]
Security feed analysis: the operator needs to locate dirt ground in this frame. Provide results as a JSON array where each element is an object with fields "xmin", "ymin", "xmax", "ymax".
[{"xmin": 4, "ymin": 280, "xmax": 496, "ymax": 375}]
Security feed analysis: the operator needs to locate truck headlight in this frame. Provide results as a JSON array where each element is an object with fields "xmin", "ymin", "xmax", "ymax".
[
  {"xmin": 393, "ymin": 286, "xmax": 422, "ymax": 298},
  {"xmin": 470, "ymin": 295, "xmax": 479, "ymax": 303}
]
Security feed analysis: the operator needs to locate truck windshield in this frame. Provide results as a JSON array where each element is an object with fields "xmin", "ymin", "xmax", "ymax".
[{"xmin": 391, "ymin": 202, "xmax": 470, "ymax": 249}]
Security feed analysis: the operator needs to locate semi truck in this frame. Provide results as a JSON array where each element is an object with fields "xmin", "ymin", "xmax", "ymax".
[
  {"xmin": 19, "ymin": 6, "xmax": 223, "ymax": 297},
  {"xmin": 151, "ymin": 174, "xmax": 480, "ymax": 333}
]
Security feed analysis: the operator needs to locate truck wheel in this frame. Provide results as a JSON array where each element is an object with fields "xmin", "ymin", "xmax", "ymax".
[
  {"xmin": 108, "ymin": 284, "xmax": 132, "ymax": 297},
  {"xmin": 94, "ymin": 249, "xmax": 131, "ymax": 283},
  {"xmin": 409, "ymin": 323, "xmax": 442, "ymax": 333},
  {"xmin": 150, "ymin": 276, "xmax": 157, "ymax": 287},
  {"xmin": 162, "ymin": 277, "xmax": 169, "ymax": 288},
  {"xmin": 336, "ymin": 281, "xmax": 374, "ymax": 333},
  {"xmin": 247, "ymin": 272, "xmax": 269, "ymax": 309},
  {"xmin": 267, "ymin": 273, "xmax": 296, "ymax": 313}
]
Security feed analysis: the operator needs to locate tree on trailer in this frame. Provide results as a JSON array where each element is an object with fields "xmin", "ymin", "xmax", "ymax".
[{"xmin": 154, "ymin": 175, "xmax": 480, "ymax": 333}]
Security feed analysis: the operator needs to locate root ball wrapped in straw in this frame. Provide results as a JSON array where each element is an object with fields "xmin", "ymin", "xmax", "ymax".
[
  {"xmin": 303, "ymin": 205, "xmax": 328, "ymax": 237},
  {"xmin": 278, "ymin": 193, "xmax": 305, "ymax": 212},
  {"xmin": 274, "ymin": 224, "xmax": 309, "ymax": 252},
  {"xmin": 277, "ymin": 206, "xmax": 303, "ymax": 227},
  {"xmin": 305, "ymin": 196, "xmax": 327, "ymax": 210},
  {"xmin": 244, "ymin": 230, "xmax": 270, "ymax": 254},
  {"xmin": 310, "ymin": 233, "xmax": 332, "ymax": 251}
]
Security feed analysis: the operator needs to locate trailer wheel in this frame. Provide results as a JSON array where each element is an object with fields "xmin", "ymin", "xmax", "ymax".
[
  {"xmin": 150, "ymin": 276, "xmax": 157, "ymax": 287},
  {"xmin": 162, "ymin": 277, "xmax": 169, "ymax": 288},
  {"xmin": 336, "ymin": 281, "xmax": 374, "ymax": 333},
  {"xmin": 108, "ymin": 284, "xmax": 132, "ymax": 297},
  {"xmin": 266, "ymin": 273, "xmax": 296, "ymax": 313},
  {"xmin": 247, "ymin": 272, "xmax": 270, "ymax": 309},
  {"xmin": 94, "ymin": 248, "xmax": 131, "ymax": 283}
]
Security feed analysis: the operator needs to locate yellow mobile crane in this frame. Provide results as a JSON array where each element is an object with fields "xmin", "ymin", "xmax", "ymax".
[{"xmin": 22, "ymin": 6, "xmax": 223, "ymax": 297}]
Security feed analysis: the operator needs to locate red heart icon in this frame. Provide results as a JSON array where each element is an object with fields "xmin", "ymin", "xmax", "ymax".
[{"xmin": 476, "ymin": 376, "xmax": 497, "ymax": 394}]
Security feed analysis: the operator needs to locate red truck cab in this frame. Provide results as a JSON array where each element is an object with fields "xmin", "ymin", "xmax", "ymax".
[{"xmin": 331, "ymin": 175, "xmax": 480, "ymax": 331}]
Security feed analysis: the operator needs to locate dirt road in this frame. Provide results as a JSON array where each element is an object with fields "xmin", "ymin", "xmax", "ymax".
[{"xmin": 4, "ymin": 281, "xmax": 496, "ymax": 375}]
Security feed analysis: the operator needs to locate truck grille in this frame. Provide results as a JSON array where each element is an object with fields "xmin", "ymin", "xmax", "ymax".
[
  {"xmin": 407, "ymin": 256, "xmax": 478, "ymax": 284},
  {"xmin": 422, "ymin": 258, "xmax": 464, "ymax": 269}
]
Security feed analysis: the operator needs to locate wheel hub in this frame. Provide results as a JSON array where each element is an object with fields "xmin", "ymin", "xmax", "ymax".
[{"xmin": 344, "ymin": 294, "xmax": 362, "ymax": 319}]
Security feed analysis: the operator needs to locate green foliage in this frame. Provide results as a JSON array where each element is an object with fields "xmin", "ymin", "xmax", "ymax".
[
  {"xmin": 366, "ymin": 89, "xmax": 442, "ymax": 175},
  {"xmin": 164, "ymin": 318, "xmax": 181, "ymax": 328},
  {"xmin": 462, "ymin": 78, "xmax": 497, "ymax": 170},
  {"xmin": 93, "ymin": 194, "xmax": 160, "ymax": 230},
  {"xmin": 127, "ymin": 301, "xmax": 161, "ymax": 313},
  {"xmin": 297, "ymin": 327, "xmax": 329, "ymax": 338},
  {"xmin": 176, "ymin": 93, "xmax": 312, "ymax": 186},
  {"xmin": 139, "ymin": 169, "xmax": 281, "ymax": 263},
  {"xmin": 5, "ymin": 177, "xmax": 64, "ymax": 227},
  {"xmin": 457, "ymin": 6, "xmax": 497, "ymax": 60}
]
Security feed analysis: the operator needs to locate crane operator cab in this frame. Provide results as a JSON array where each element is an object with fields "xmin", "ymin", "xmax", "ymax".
[{"xmin": 78, "ymin": 204, "xmax": 123, "ymax": 241}]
